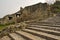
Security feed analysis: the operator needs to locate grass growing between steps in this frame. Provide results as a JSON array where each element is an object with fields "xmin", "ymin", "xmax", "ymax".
[{"xmin": 0, "ymin": 22, "xmax": 28, "ymax": 38}]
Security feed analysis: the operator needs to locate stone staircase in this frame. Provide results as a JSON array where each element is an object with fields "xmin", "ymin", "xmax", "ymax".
[{"xmin": 0, "ymin": 16, "xmax": 60, "ymax": 40}]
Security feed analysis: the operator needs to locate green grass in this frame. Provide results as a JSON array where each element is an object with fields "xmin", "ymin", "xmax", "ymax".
[
  {"xmin": 0, "ymin": 24, "xmax": 7, "ymax": 31},
  {"xmin": 0, "ymin": 22, "xmax": 15, "ymax": 31},
  {"xmin": 0, "ymin": 26, "xmax": 6, "ymax": 31}
]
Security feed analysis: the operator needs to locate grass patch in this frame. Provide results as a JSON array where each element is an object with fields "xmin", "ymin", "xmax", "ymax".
[
  {"xmin": 0, "ymin": 24, "xmax": 7, "ymax": 31},
  {"xmin": 0, "ymin": 22, "xmax": 15, "ymax": 31}
]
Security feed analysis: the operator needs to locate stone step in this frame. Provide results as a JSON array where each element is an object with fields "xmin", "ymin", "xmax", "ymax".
[
  {"xmin": 40, "ymin": 16, "xmax": 60, "ymax": 22},
  {"xmin": 29, "ymin": 25, "xmax": 60, "ymax": 31},
  {"xmin": 26, "ymin": 19, "xmax": 60, "ymax": 25},
  {"xmin": 26, "ymin": 21, "xmax": 60, "ymax": 24},
  {"xmin": 0, "ymin": 36, "xmax": 11, "ymax": 40},
  {"xmin": 30, "ymin": 25, "xmax": 60, "ymax": 29},
  {"xmin": 22, "ymin": 29, "xmax": 60, "ymax": 40},
  {"xmin": 27, "ymin": 27, "xmax": 60, "ymax": 36},
  {"xmin": 26, "ymin": 21, "xmax": 60, "ymax": 26},
  {"xmin": 26, "ymin": 21, "xmax": 51, "ymax": 24},
  {"xmin": 9, "ymin": 33, "xmax": 25, "ymax": 40},
  {"xmin": 16, "ymin": 31, "xmax": 45, "ymax": 40},
  {"xmin": 27, "ymin": 22, "xmax": 53, "ymax": 26},
  {"xmin": 29, "ymin": 23, "xmax": 60, "ymax": 27},
  {"xmin": 41, "ymin": 25, "xmax": 60, "ymax": 27},
  {"xmin": 51, "ymin": 25, "xmax": 60, "ymax": 28}
]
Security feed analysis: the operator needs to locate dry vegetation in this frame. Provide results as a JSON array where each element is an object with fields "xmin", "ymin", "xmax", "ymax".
[{"xmin": 0, "ymin": 22, "xmax": 28, "ymax": 38}]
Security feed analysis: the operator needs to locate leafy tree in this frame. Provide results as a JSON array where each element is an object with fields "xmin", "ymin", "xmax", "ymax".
[{"xmin": 51, "ymin": 1, "xmax": 60, "ymax": 14}]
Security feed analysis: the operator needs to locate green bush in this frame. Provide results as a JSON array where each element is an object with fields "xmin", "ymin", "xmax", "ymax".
[{"xmin": 51, "ymin": 1, "xmax": 60, "ymax": 13}]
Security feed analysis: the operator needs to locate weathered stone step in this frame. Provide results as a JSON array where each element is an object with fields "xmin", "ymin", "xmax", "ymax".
[
  {"xmin": 27, "ymin": 22, "xmax": 54, "ymax": 26},
  {"xmin": 51, "ymin": 25, "xmax": 60, "ymax": 28},
  {"xmin": 40, "ymin": 16, "xmax": 60, "ymax": 22},
  {"xmin": 0, "ymin": 36, "xmax": 11, "ymax": 40},
  {"xmin": 9, "ymin": 33, "xmax": 25, "ymax": 40},
  {"xmin": 16, "ymin": 31, "xmax": 45, "ymax": 40},
  {"xmin": 30, "ymin": 25, "xmax": 60, "ymax": 29},
  {"xmin": 40, "ymin": 25, "xmax": 60, "ymax": 27},
  {"xmin": 29, "ymin": 23, "xmax": 60, "ymax": 27},
  {"xmin": 27, "ymin": 22, "xmax": 52, "ymax": 25},
  {"xmin": 26, "ymin": 21, "xmax": 51, "ymax": 24},
  {"xmin": 28, "ymin": 23, "xmax": 60, "ymax": 27},
  {"xmin": 29, "ymin": 25, "xmax": 60, "ymax": 31},
  {"xmin": 22, "ymin": 29, "xmax": 60, "ymax": 40},
  {"xmin": 27, "ymin": 27, "xmax": 60, "ymax": 36}
]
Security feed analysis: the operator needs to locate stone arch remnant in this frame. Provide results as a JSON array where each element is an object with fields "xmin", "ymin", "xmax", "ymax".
[
  {"xmin": 8, "ymin": 16, "xmax": 13, "ymax": 20},
  {"xmin": 16, "ymin": 13, "xmax": 21, "ymax": 17}
]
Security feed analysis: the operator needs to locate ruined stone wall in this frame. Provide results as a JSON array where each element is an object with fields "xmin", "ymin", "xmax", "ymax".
[
  {"xmin": 0, "ymin": 2, "xmax": 59, "ymax": 24},
  {"xmin": 19, "ymin": 3, "xmax": 53, "ymax": 21},
  {"xmin": 2, "ymin": 14, "xmax": 16, "ymax": 24}
]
